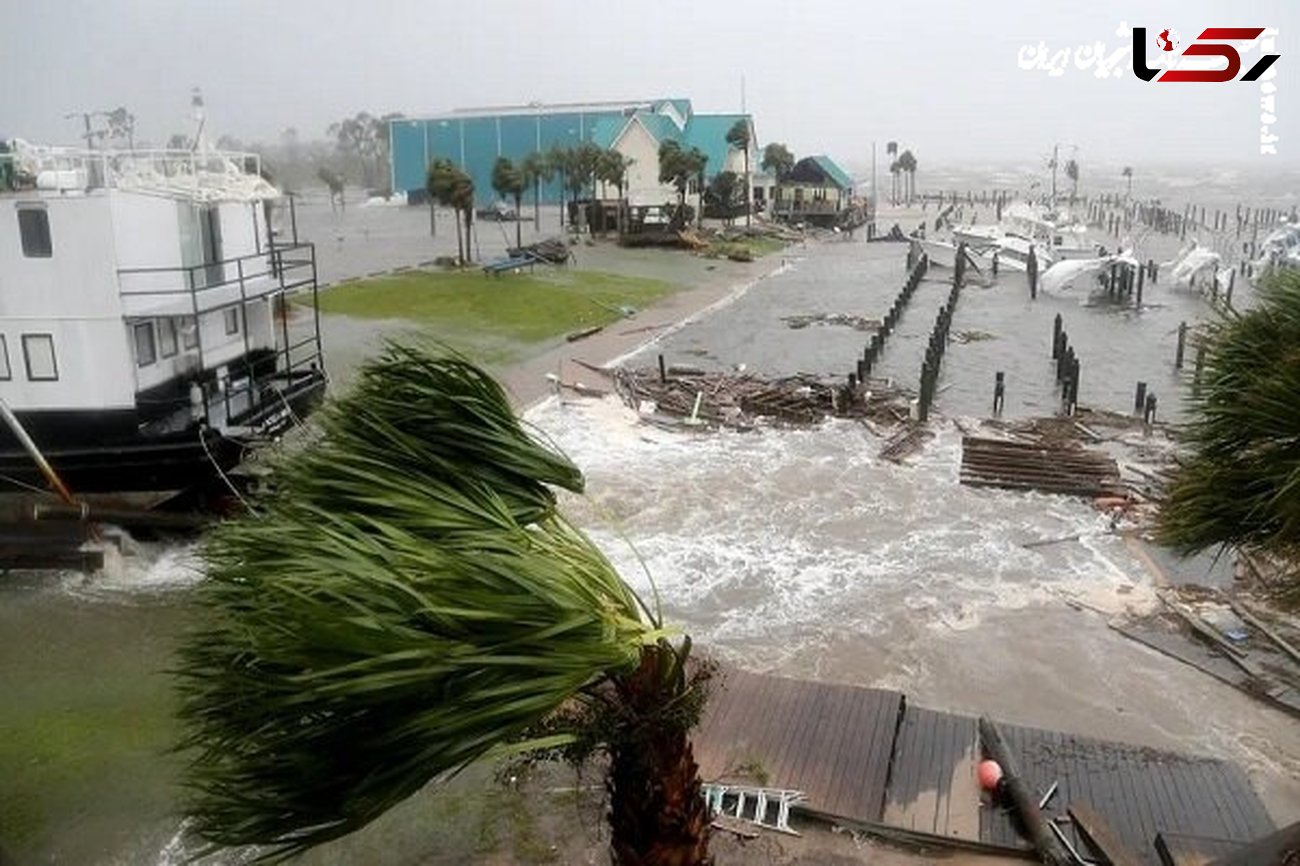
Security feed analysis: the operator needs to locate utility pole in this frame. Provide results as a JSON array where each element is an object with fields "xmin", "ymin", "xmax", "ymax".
[
  {"xmin": 65, "ymin": 112, "xmax": 100, "ymax": 150},
  {"xmin": 1049, "ymin": 143, "xmax": 1059, "ymax": 207},
  {"xmin": 872, "ymin": 141, "xmax": 877, "ymax": 214}
]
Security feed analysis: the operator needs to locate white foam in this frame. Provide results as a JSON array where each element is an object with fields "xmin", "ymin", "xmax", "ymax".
[{"xmin": 528, "ymin": 400, "xmax": 1152, "ymax": 651}]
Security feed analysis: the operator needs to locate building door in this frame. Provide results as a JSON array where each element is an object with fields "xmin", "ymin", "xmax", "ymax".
[{"xmin": 200, "ymin": 206, "xmax": 223, "ymax": 288}]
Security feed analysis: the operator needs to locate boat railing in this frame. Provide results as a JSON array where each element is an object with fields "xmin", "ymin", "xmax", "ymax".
[
  {"xmin": 123, "ymin": 242, "xmax": 326, "ymax": 439},
  {"xmin": 0, "ymin": 144, "xmax": 263, "ymax": 193}
]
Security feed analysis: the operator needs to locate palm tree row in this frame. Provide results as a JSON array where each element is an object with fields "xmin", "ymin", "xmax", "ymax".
[
  {"xmin": 885, "ymin": 141, "xmax": 918, "ymax": 205},
  {"xmin": 174, "ymin": 345, "xmax": 716, "ymax": 864},
  {"xmin": 489, "ymin": 144, "xmax": 635, "ymax": 237}
]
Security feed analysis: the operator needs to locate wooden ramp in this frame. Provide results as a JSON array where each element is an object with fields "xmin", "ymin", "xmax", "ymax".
[
  {"xmin": 693, "ymin": 669, "xmax": 902, "ymax": 822},
  {"xmin": 960, "ymin": 435, "xmax": 1124, "ymax": 497},
  {"xmin": 693, "ymin": 669, "xmax": 1275, "ymax": 865}
]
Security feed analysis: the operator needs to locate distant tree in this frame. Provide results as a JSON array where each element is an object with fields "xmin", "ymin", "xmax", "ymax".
[
  {"xmin": 1065, "ymin": 158, "xmax": 1079, "ymax": 203},
  {"xmin": 1122, "ymin": 165, "xmax": 1133, "ymax": 198},
  {"xmin": 897, "ymin": 149, "xmax": 917, "ymax": 204},
  {"xmin": 886, "ymin": 141, "xmax": 899, "ymax": 203},
  {"xmin": 491, "ymin": 157, "xmax": 526, "ymax": 248},
  {"xmin": 761, "ymin": 142, "xmax": 794, "ymax": 185},
  {"xmin": 573, "ymin": 142, "xmax": 603, "ymax": 229},
  {"xmin": 318, "ymin": 167, "xmax": 346, "ymax": 212},
  {"xmin": 427, "ymin": 158, "xmax": 474, "ymax": 265},
  {"xmin": 168, "ymin": 133, "xmax": 194, "ymax": 151},
  {"xmin": 215, "ymin": 134, "xmax": 244, "ymax": 152},
  {"xmin": 658, "ymin": 141, "xmax": 708, "ymax": 231},
  {"xmin": 595, "ymin": 149, "xmax": 634, "ymax": 235},
  {"xmin": 327, "ymin": 111, "xmax": 404, "ymax": 190},
  {"xmin": 520, "ymin": 152, "xmax": 551, "ymax": 233},
  {"xmin": 706, "ymin": 171, "xmax": 743, "ymax": 226},
  {"xmin": 105, "ymin": 107, "xmax": 135, "ymax": 150},
  {"xmin": 726, "ymin": 119, "xmax": 752, "ymax": 227}
]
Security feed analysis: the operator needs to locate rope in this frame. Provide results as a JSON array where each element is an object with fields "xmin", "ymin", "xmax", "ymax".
[{"xmin": 199, "ymin": 427, "xmax": 253, "ymax": 514}]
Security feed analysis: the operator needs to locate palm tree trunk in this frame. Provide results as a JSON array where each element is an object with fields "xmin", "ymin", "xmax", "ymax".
[
  {"xmin": 454, "ymin": 212, "xmax": 463, "ymax": 265},
  {"xmin": 464, "ymin": 207, "xmax": 474, "ymax": 263},
  {"xmin": 607, "ymin": 645, "xmax": 711, "ymax": 866},
  {"xmin": 514, "ymin": 192, "xmax": 523, "ymax": 249},
  {"xmin": 533, "ymin": 180, "xmax": 540, "ymax": 233},
  {"xmin": 743, "ymin": 149, "xmax": 751, "ymax": 228}
]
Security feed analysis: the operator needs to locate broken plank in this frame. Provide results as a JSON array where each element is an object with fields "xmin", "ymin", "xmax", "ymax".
[{"xmin": 1070, "ymin": 801, "xmax": 1146, "ymax": 866}]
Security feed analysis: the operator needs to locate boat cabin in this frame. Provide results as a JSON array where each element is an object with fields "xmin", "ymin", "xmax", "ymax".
[{"xmin": 0, "ymin": 141, "xmax": 326, "ymax": 492}]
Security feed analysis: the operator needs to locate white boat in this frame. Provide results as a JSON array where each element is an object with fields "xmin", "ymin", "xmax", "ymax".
[
  {"xmin": 0, "ymin": 139, "xmax": 327, "ymax": 493},
  {"xmin": 1040, "ymin": 253, "xmax": 1140, "ymax": 294}
]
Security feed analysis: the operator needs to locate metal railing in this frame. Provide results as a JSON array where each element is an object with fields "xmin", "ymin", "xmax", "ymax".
[{"xmin": 121, "ymin": 242, "xmax": 324, "ymax": 438}]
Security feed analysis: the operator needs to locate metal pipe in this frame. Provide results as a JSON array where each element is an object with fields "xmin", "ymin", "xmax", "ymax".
[{"xmin": 0, "ymin": 396, "xmax": 79, "ymax": 507}]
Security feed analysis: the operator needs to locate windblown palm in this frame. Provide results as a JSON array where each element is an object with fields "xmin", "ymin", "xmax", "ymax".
[
  {"xmin": 1158, "ymin": 271, "xmax": 1300, "ymax": 573},
  {"xmin": 175, "ymin": 345, "xmax": 712, "ymax": 863}
]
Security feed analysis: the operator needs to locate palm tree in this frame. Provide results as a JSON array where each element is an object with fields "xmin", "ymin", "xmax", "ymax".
[
  {"xmin": 174, "ymin": 346, "xmax": 715, "ymax": 864},
  {"xmin": 1122, "ymin": 165, "xmax": 1133, "ymax": 198},
  {"xmin": 725, "ymin": 119, "xmax": 752, "ymax": 227},
  {"xmin": 491, "ymin": 156, "xmax": 526, "ymax": 249},
  {"xmin": 427, "ymin": 158, "xmax": 474, "ymax": 264},
  {"xmin": 886, "ymin": 141, "xmax": 898, "ymax": 203},
  {"xmin": 520, "ymin": 151, "xmax": 550, "ymax": 233},
  {"xmin": 1158, "ymin": 272, "xmax": 1300, "ymax": 581},
  {"xmin": 1065, "ymin": 158, "xmax": 1079, "ymax": 203},
  {"xmin": 897, "ymin": 149, "xmax": 917, "ymax": 204},
  {"xmin": 658, "ymin": 140, "xmax": 708, "ymax": 231},
  {"xmin": 761, "ymin": 143, "xmax": 794, "ymax": 212},
  {"xmin": 547, "ymin": 146, "xmax": 572, "ymax": 229},
  {"xmin": 596, "ymin": 148, "xmax": 634, "ymax": 236}
]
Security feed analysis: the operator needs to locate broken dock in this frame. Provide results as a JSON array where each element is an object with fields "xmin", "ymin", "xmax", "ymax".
[{"xmin": 693, "ymin": 668, "xmax": 1275, "ymax": 865}]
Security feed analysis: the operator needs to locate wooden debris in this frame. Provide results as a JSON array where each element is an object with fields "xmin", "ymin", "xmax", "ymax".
[
  {"xmin": 880, "ymin": 424, "xmax": 929, "ymax": 463},
  {"xmin": 1069, "ymin": 802, "xmax": 1145, "ymax": 866},
  {"xmin": 977, "ymin": 717, "xmax": 1074, "ymax": 866},
  {"xmin": 960, "ymin": 436, "xmax": 1125, "ymax": 498},
  {"xmin": 1227, "ymin": 599, "xmax": 1300, "ymax": 667},
  {"xmin": 612, "ymin": 367, "xmax": 911, "ymax": 429},
  {"xmin": 781, "ymin": 313, "xmax": 879, "ymax": 331},
  {"xmin": 566, "ymin": 325, "xmax": 603, "ymax": 342}
]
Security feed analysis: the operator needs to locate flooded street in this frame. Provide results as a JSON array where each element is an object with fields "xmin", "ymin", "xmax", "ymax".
[{"xmin": 3, "ymin": 175, "xmax": 1300, "ymax": 864}]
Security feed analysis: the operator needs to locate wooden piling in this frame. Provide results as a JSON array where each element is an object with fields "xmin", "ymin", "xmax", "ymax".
[
  {"xmin": 658, "ymin": 354, "xmax": 667, "ymax": 383},
  {"xmin": 1134, "ymin": 381, "xmax": 1147, "ymax": 415},
  {"xmin": 1175, "ymin": 322, "xmax": 1187, "ymax": 369},
  {"xmin": 1135, "ymin": 262, "xmax": 1145, "ymax": 308},
  {"xmin": 993, "ymin": 371, "xmax": 1005, "ymax": 415},
  {"xmin": 1144, "ymin": 393, "xmax": 1158, "ymax": 425}
]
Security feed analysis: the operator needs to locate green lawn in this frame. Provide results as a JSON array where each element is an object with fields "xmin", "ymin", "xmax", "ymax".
[{"xmin": 310, "ymin": 268, "xmax": 677, "ymax": 345}]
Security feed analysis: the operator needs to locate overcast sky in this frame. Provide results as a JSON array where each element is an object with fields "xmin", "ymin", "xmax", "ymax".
[{"xmin": 4, "ymin": 0, "xmax": 1297, "ymax": 171}]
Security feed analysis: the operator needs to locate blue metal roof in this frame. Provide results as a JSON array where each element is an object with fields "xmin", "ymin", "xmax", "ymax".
[
  {"xmin": 808, "ymin": 155, "xmax": 853, "ymax": 190},
  {"xmin": 681, "ymin": 114, "xmax": 750, "ymax": 178},
  {"xmin": 589, "ymin": 115, "xmax": 627, "ymax": 149}
]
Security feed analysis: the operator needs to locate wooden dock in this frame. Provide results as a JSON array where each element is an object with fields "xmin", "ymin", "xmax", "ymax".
[
  {"xmin": 959, "ymin": 435, "xmax": 1124, "ymax": 498},
  {"xmin": 693, "ymin": 669, "xmax": 1275, "ymax": 864}
]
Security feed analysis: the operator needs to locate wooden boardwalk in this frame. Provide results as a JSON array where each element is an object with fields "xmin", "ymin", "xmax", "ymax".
[
  {"xmin": 692, "ymin": 669, "xmax": 1275, "ymax": 865},
  {"xmin": 694, "ymin": 668, "xmax": 901, "ymax": 822},
  {"xmin": 959, "ymin": 435, "xmax": 1124, "ymax": 497}
]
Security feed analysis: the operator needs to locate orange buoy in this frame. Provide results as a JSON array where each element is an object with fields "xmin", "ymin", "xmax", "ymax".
[{"xmin": 978, "ymin": 759, "xmax": 1003, "ymax": 791}]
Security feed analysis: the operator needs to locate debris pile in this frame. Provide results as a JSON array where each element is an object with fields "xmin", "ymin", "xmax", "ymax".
[
  {"xmin": 781, "ymin": 313, "xmax": 879, "ymax": 331},
  {"xmin": 612, "ymin": 367, "xmax": 911, "ymax": 429},
  {"xmin": 508, "ymin": 238, "xmax": 572, "ymax": 264}
]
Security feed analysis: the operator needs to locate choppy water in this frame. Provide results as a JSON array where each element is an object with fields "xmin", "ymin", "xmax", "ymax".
[{"xmin": 4, "ymin": 171, "xmax": 1300, "ymax": 864}]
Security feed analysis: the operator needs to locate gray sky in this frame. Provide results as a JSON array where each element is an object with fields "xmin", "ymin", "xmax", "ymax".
[{"xmin": 4, "ymin": 0, "xmax": 1297, "ymax": 169}]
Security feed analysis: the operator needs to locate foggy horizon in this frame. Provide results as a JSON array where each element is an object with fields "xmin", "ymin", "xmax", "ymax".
[{"xmin": 4, "ymin": 0, "xmax": 1297, "ymax": 171}]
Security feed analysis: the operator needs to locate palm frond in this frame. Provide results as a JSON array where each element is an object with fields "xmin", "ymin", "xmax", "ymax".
[
  {"xmin": 1158, "ymin": 272, "xmax": 1300, "ymax": 560},
  {"xmin": 175, "ymin": 345, "xmax": 659, "ymax": 860}
]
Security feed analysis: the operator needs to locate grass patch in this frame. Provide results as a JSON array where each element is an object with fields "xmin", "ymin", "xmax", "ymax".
[{"xmin": 308, "ymin": 268, "xmax": 676, "ymax": 345}]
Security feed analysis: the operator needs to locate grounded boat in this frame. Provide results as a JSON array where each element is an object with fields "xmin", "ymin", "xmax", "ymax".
[{"xmin": 0, "ymin": 140, "xmax": 327, "ymax": 494}]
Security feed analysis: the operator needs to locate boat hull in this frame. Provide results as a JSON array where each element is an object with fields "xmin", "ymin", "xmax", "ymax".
[{"xmin": 0, "ymin": 373, "xmax": 326, "ymax": 494}]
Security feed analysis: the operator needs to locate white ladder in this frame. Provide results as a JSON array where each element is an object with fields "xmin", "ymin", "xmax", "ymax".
[{"xmin": 702, "ymin": 784, "xmax": 806, "ymax": 836}]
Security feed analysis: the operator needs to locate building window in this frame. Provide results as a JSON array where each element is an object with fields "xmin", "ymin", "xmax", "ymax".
[
  {"xmin": 0, "ymin": 335, "xmax": 10, "ymax": 381},
  {"xmin": 18, "ymin": 207, "xmax": 52, "ymax": 258},
  {"xmin": 22, "ymin": 334, "xmax": 58, "ymax": 381},
  {"xmin": 159, "ymin": 318, "xmax": 179, "ymax": 358},
  {"xmin": 223, "ymin": 308, "xmax": 240, "ymax": 336},
  {"xmin": 181, "ymin": 316, "xmax": 199, "ymax": 350},
  {"xmin": 134, "ymin": 322, "xmax": 156, "ymax": 367}
]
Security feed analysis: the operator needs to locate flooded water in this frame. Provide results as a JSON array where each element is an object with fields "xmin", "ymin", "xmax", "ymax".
[{"xmin": 4, "ymin": 171, "xmax": 1300, "ymax": 864}]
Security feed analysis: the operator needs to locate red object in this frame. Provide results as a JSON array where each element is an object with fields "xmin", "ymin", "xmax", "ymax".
[{"xmin": 978, "ymin": 759, "xmax": 1003, "ymax": 792}]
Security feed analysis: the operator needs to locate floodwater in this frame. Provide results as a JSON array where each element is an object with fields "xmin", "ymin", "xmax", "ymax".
[{"xmin": 3, "ymin": 171, "xmax": 1300, "ymax": 864}]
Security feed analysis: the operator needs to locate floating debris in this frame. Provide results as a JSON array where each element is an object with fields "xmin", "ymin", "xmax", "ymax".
[
  {"xmin": 611, "ymin": 367, "xmax": 910, "ymax": 429},
  {"xmin": 781, "ymin": 313, "xmax": 880, "ymax": 331},
  {"xmin": 951, "ymin": 329, "xmax": 997, "ymax": 343}
]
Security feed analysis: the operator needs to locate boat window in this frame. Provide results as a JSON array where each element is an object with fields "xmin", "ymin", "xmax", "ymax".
[
  {"xmin": 0, "ymin": 335, "xmax": 10, "ymax": 380},
  {"xmin": 22, "ymin": 334, "xmax": 58, "ymax": 381},
  {"xmin": 159, "ymin": 318, "xmax": 179, "ymax": 358},
  {"xmin": 223, "ymin": 308, "xmax": 240, "ymax": 336},
  {"xmin": 181, "ymin": 316, "xmax": 199, "ymax": 350},
  {"xmin": 134, "ymin": 322, "xmax": 156, "ymax": 367},
  {"xmin": 18, "ymin": 207, "xmax": 52, "ymax": 258}
]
